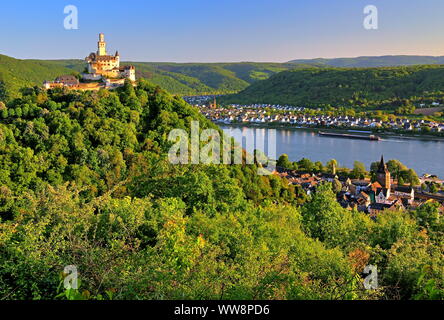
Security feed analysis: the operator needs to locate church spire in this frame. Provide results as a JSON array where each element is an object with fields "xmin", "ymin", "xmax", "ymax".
[
  {"xmin": 378, "ymin": 155, "xmax": 386, "ymax": 173},
  {"xmin": 376, "ymin": 155, "xmax": 391, "ymax": 189}
]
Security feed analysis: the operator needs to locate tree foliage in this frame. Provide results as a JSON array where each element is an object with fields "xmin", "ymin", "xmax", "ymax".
[{"xmin": 0, "ymin": 80, "xmax": 442, "ymax": 300}]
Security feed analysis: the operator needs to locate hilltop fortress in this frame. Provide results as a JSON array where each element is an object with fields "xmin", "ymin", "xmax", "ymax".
[
  {"xmin": 84, "ymin": 33, "xmax": 135, "ymax": 82},
  {"xmin": 44, "ymin": 33, "xmax": 136, "ymax": 90}
]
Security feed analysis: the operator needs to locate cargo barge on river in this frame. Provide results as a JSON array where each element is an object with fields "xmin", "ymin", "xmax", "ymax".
[{"xmin": 318, "ymin": 131, "xmax": 382, "ymax": 141}]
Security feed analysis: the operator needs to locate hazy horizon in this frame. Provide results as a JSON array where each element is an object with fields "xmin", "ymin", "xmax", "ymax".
[
  {"xmin": 1, "ymin": 0, "xmax": 444, "ymax": 63},
  {"xmin": 1, "ymin": 54, "xmax": 442, "ymax": 65}
]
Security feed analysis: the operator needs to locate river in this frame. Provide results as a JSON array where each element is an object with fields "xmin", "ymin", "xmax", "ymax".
[{"xmin": 220, "ymin": 125, "xmax": 444, "ymax": 178}]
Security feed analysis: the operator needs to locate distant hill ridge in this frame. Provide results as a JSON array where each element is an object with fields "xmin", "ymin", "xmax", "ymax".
[{"xmin": 288, "ymin": 55, "xmax": 444, "ymax": 68}]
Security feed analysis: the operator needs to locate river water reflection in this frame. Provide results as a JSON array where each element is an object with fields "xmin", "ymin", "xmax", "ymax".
[{"xmin": 221, "ymin": 126, "xmax": 444, "ymax": 178}]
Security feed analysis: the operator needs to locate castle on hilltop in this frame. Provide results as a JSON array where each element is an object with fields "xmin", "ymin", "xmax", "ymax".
[
  {"xmin": 44, "ymin": 33, "xmax": 136, "ymax": 90},
  {"xmin": 83, "ymin": 33, "xmax": 135, "ymax": 82}
]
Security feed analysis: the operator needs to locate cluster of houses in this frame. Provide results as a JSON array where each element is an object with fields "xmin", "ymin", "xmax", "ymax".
[
  {"xmin": 197, "ymin": 103, "xmax": 444, "ymax": 133},
  {"xmin": 273, "ymin": 156, "xmax": 444, "ymax": 217},
  {"xmin": 183, "ymin": 95, "xmax": 223, "ymax": 106},
  {"xmin": 185, "ymin": 97, "xmax": 444, "ymax": 215}
]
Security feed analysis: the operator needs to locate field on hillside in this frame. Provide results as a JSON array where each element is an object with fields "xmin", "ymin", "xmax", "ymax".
[{"xmin": 414, "ymin": 107, "xmax": 444, "ymax": 115}]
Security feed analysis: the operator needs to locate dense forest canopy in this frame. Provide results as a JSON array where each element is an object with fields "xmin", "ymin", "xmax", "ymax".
[{"xmin": 0, "ymin": 79, "xmax": 442, "ymax": 300}]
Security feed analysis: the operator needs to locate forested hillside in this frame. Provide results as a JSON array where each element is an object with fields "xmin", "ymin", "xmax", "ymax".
[
  {"xmin": 1, "ymin": 54, "xmax": 297, "ymax": 98},
  {"xmin": 0, "ymin": 55, "xmax": 77, "ymax": 101},
  {"xmin": 0, "ymin": 79, "xmax": 442, "ymax": 300},
  {"xmin": 5, "ymin": 52, "xmax": 444, "ymax": 105},
  {"xmin": 222, "ymin": 65, "xmax": 444, "ymax": 108}
]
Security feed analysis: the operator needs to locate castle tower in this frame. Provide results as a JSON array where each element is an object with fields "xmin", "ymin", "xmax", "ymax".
[
  {"xmin": 376, "ymin": 155, "xmax": 391, "ymax": 189},
  {"xmin": 97, "ymin": 33, "xmax": 107, "ymax": 56}
]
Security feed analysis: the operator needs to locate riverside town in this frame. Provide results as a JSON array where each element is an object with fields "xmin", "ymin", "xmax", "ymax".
[{"xmin": 186, "ymin": 97, "xmax": 444, "ymax": 135}]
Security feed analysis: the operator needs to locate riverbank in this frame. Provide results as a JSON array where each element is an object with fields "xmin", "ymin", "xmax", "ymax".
[
  {"xmin": 215, "ymin": 122, "xmax": 444, "ymax": 142},
  {"xmin": 220, "ymin": 124, "xmax": 444, "ymax": 178}
]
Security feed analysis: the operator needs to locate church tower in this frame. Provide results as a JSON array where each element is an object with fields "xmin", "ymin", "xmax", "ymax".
[
  {"xmin": 376, "ymin": 155, "xmax": 391, "ymax": 189},
  {"xmin": 97, "ymin": 33, "xmax": 107, "ymax": 56},
  {"xmin": 208, "ymin": 97, "xmax": 217, "ymax": 108}
]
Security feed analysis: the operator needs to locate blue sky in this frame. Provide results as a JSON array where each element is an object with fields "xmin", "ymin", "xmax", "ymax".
[{"xmin": 1, "ymin": 0, "xmax": 443, "ymax": 62}]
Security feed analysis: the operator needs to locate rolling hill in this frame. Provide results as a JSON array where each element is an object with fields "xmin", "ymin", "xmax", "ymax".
[
  {"xmin": 3, "ymin": 53, "xmax": 444, "ymax": 103},
  {"xmin": 0, "ymin": 55, "xmax": 298, "ymax": 99},
  {"xmin": 289, "ymin": 55, "xmax": 444, "ymax": 68},
  {"xmin": 221, "ymin": 65, "xmax": 444, "ymax": 108},
  {"xmin": 0, "ymin": 55, "xmax": 77, "ymax": 100}
]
